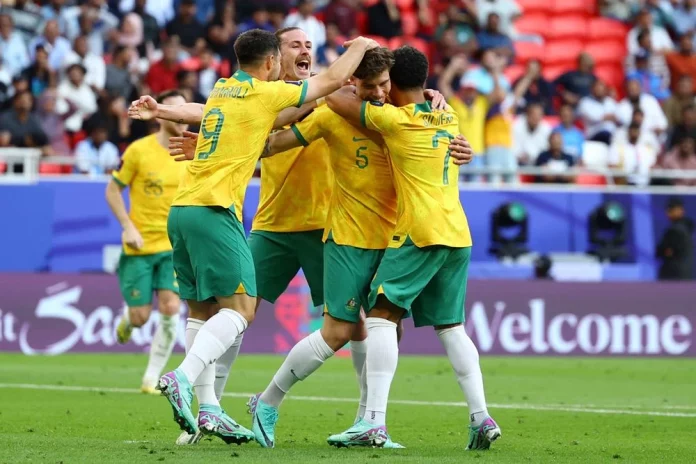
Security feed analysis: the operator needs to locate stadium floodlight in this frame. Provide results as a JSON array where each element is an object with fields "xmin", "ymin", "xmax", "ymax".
[
  {"xmin": 489, "ymin": 201, "xmax": 529, "ymax": 260},
  {"xmin": 587, "ymin": 201, "xmax": 628, "ymax": 262}
]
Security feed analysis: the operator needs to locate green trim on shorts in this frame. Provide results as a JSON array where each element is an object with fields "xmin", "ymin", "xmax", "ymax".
[{"xmin": 117, "ymin": 251, "xmax": 178, "ymax": 307}]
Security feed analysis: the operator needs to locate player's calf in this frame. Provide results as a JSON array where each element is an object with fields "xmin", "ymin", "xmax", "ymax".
[{"xmin": 116, "ymin": 304, "xmax": 152, "ymax": 344}]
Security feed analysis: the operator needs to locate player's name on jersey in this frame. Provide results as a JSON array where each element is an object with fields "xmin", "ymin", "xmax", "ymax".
[
  {"xmin": 209, "ymin": 86, "xmax": 248, "ymax": 100},
  {"xmin": 422, "ymin": 111, "xmax": 455, "ymax": 128}
]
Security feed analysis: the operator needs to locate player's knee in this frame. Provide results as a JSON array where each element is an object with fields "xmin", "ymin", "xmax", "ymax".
[
  {"xmin": 158, "ymin": 293, "xmax": 181, "ymax": 316},
  {"xmin": 129, "ymin": 305, "xmax": 152, "ymax": 327},
  {"xmin": 321, "ymin": 322, "xmax": 353, "ymax": 351}
]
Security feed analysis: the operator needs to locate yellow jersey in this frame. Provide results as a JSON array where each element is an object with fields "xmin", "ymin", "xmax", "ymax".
[
  {"xmin": 172, "ymin": 70, "xmax": 309, "ymax": 224},
  {"xmin": 252, "ymin": 109, "xmax": 332, "ymax": 232},
  {"xmin": 292, "ymin": 105, "xmax": 397, "ymax": 249},
  {"xmin": 448, "ymin": 95, "xmax": 487, "ymax": 155},
  {"xmin": 112, "ymin": 134, "xmax": 185, "ymax": 255},
  {"xmin": 360, "ymin": 100, "xmax": 472, "ymax": 249}
]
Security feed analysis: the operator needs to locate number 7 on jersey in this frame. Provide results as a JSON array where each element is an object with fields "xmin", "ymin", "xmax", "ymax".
[{"xmin": 431, "ymin": 130, "xmax": 455, "ymax": 185}]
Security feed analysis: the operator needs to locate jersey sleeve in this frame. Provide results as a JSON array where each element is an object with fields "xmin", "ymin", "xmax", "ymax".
[
  {"xmin": 291, "ymin": 107, "xmax": 329, "ymax": 146},
  {"xmin": 111, "ymin": 143, "xmax": 138, "ymax": 187},
  {"xmin": 360, "ymin": 101, "xmax": 401, "ymax": 135},
  {"xmin": 260, "ymin": 80, "xmax": 309, "ymax": 113}
]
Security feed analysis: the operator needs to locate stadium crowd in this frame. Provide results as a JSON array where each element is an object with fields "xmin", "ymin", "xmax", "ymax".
[{"xmin": 0, "ymin": 0, "xmax": 695, "ymax": 186}]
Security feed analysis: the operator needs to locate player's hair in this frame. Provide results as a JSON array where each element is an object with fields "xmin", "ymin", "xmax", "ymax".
[
  {"xmin": 275, "ymin": 26, "xmax": 302, "ymax": 43},
  {"xmin": 353, "ymin": 47, "xmax": 395, "ymax": 80},
  {"xmin": 390, "ymin": 46, "xmax": 429, "ymax": 91},
  {"xmin": 234, "ymin": 29, "xmax": 280, "ymax": 67},
  {"xmin": 156, "ymin": 90, "xmax": 185, "ymax": 104}
]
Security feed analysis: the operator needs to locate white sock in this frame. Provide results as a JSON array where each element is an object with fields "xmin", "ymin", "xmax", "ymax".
[
  {"xmin": 195, "ymin": 363, "xmax": 219, "ymax": 407},
  {"xmin": 122, "ymin": 307, "xmax": 132, "ymax": 327},
  {"xmin": 178, "ymin": 308, "xmax": 248, "ymax": 384},
  {"xmin": 214, "ymin": 333, "xmax": 244, "ymax": 401},
  {"xmin": 142, "ymin": 313, "xmax": 179, "ymax": 386},
  {"xmin": 364, "ymin": 318, "xmax": 398, "ymax": 426},
  {"xmin": 259, "ymin": 330, "xmax": 334, "ymax": 408},
  {"xmin": 184, "ymin": 317, "xmax": 203, "ymax": 353},
  {"xmin": 350, "ymin": 339, "xmax": 368, "ymax": 422},
  {"xmin": 437, "ymin": 325, "xmax": 489, "ymax": 426}
]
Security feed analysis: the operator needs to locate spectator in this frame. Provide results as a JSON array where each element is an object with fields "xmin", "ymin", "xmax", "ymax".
[
  {"xmin": 512, "ymin": 102, "xmax": 552, "ymax": 165},
  {"xmin": 477, "ymin": 0, "xmax": 521, "ymax": 37},
  {"xmin": 197, "ymin": 48, "xmax": 220, "ymax": 96},
  {"xmin": 626, "ymin": 49, "xmax": 671, "ymax": 101},
  {"xmin": 0, "ymin": 0, "xmax": 43, "ymax": 43},
  {"xmin": 578, "ymin": 79, "xmax": 618, "ymax": 145},
  {"xmin": 439, "ymin": 56, "xmax": 488, "ymax": 178},
  {"xmin": 28, "ymin": 20, "xmax": 72, "ymax": 71},
  {"xmin": 462, "ymin": 49, "xmax": 511, "ymax": 96},
  {"xmin": 74, "ymin": 123, "xmax": 120, "ymax": 175},
  {"xmin": 205, "ymin": 1, "xmax": 235, "ymax": 62},
  {"xmin": 608, "ymin": 122, "xmax": 658, "ymax": 187},
  {"xmin": 146, "ymin": 40, "xmax": 180, "ymax": 94},
  {"xmin": 554, "ymin": 103, "xmax": 585, "ymax": 161},
  {"xmin": 669, "ymin": 104, "xmax": 696, "ymax": 149},
  {"xmin": 660, "ymin": 137, "xmax": 696, "ymax": 187},
  {"xmin": 85, "ymin": 95, "xmax": 133, "ymax": 149},
  {"xmin": 1, "ymin": 75, "xmax": 29, "ymax": 112},
  {"xmin": 484, "ymin": 89, "xmax": 516, "ymax": 184},
  {"xmin": 64, "ymin": 0, "xmax": 118, "ymax": 56},
  {"xmin": 476, "ymin": 12, "xmax": 514, "ymax": 62},
  {"xmin": 0, "ymin": 57, "xmax": 11, "ymax": 108},
  {"xmin": 323, "ymin": 0, "xmax": 358, "ymax": 37},
  {"xmin": 22, "ymin": 46, "xmax": 56, "ymax": 97},
  {"xmin": 0, "ymin": 14, "xmax": 30, "ymax": 75},
  {"xmin": 555, "ymin": 53, "xmax": 597, "ymax": 107},
  {"xmin": 625, "ymin": 28, "xmax": 670, "ymax": 91},
  {"xmin": 663, "ymin": 75, "xmax": 695, "ymax": 128},
  {"xmin": 665, "ymin": 33, "xmax": 696, "ymax": 92},
  {"xmin": 283, "ymin": 0, "xmax": 326, "ymax": 60},
  {"xmin": 316, "ymin": 23, "xmax": 346, "ymax": 70},
  {"xmin": 613, "ymin": 108, "xmax": 661, "ymax": 154},
  {"xmin": 366, "ymin": 0, "xmax": 401, "ymax": 39},
  {"xmin": 117, "ymin": 13, "xmax": 146, "ymax": 59},
  {"xmin": 672, "ymin": 0, "xmax": 696, "ymax": 37},
  {"xmin": 513, "ymin": 59, "xmax": 553, "ymax": 115},
  {"xmin": 119, "ymin": 0, "xmax": 175, "ymax": 28},
  {"xmin": 632, "ymin": 0, "xmax": 674, "ymax": 30},
  {"xmin": 37, "ymin": 88, "xmax": 77, "ymax": 156},
  {"xmin": 617, "ymin": 78, "xmax": 668, "ymax": 137},
  {"xmin": 105, "ymin": 45, "xmax": 135, "ymax": 101},
  {"xmin": 40, "ymin": 0, "xmax": 70, "ymax": 34},
  {"xmin": 434, "ymin": 5, "xmax": 478, "ymax": 53},
  {"xmin": 627, "ymin": 8, "xmax": 673, "ymax": 55},
  {"xmin": 656, "ymin": 197, "xmax": 694, "ymax": 280},
  {"xmin": 0, "ymin": 91, "xmax": 49, "ymax": 152},
  {"xmin": 177, "ymin": 70, "xmax": 205, "ymax": 105},
  {"xmin": 237, "ymin": 6, "xmax": 275, "ymax": 35},
  {"xmin": 535, "ymin": 132, "xmax": 575, "ymax": 184},
  {"xmin": 600, "ymin": 0, "xmax": 635, "ymax": 22},
  {"xmin": 130, "ymin": 0, "xmax": 160, "ymax": 49},
  {"xmin": 57, "ymin": 63, "xmax": 98, "ymax": 134},
  {"xmin": 166, "ymin": 0, "xmax": 205, "ymax": 55},
  {"xmin": 63, "ymin": 34, "xmax": 106, "ymax": 92},
  {"xmin": 268, "ymin": 3, "xmax": 290, "ymax": 30}
]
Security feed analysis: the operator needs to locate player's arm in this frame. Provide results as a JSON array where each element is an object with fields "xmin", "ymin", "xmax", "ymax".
[
  {"xmin": 272, "ymin": 101, "xmax": 319, "ymax": 130},
  {"xmin": 128, "ymin": 95, "xmax": 204, "ymax": 124},
  {"xmin": 105, "ymin": 156, "xmax": 144, "ymax": 250},
  {"xmin": 449, "ymin": 135, "xmax": 474, "ymax": 165},
  {"xmin": 261, "ymin": 129, "xmax": 305, "ymax": 158},
  {"xmin": 324, "ymin": 86, "xmax": 364, "ymax": 128}
]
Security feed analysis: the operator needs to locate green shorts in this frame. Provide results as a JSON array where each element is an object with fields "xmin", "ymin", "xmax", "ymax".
[
  {"xmin": 117, "ymin": 251, "xmax": 179, "ymax": 307},
  {"xmin": 323, "ymin": 238, "xmax": 384, "ymax": 323},
  {"xmin": 367, "ymin": 239, "xmax": 471, "ymax": 328},
  {"xmin": 167, "ymin": 205, "xmax": 257, "ymax": 302},
  {"xmin": 248, "ymin": 229, "xmax": 324, "ymax": 306}
]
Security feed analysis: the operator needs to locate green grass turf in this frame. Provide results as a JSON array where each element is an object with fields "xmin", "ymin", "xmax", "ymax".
[{"xmin": 0, "ymin": 354, "xmax": 695, "ymax": 463}]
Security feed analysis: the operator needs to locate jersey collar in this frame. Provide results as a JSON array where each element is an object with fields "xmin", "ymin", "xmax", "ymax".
[
  {"xmin": 232, "ymin": 69, "xmax": 254, "ymax": 88},
  {"xmin": 413, "ymin": 101, "xmax": 432, "ymax": 115}
]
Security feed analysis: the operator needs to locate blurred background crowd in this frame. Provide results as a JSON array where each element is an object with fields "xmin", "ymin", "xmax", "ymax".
[{"xmin": 1, "ymin": 0, "xmax": 695, "ymax": 186}]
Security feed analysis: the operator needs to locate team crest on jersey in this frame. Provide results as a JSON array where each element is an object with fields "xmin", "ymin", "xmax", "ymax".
[
  {"xmin": 144, "ymin": 178, "xmax": 163, "ymax": 196},
  {"xmin": 130, "ymin": 289, "xmax": 141, "ymax": 299},
  {"xmin": 345, "ymin": 298, "xmax": 358, "ymax": 312}
]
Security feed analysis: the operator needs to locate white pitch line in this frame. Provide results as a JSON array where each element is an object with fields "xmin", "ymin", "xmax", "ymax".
[{"xmin": 1, "ymin": 383, "xmax": 695, "ymax": 418}]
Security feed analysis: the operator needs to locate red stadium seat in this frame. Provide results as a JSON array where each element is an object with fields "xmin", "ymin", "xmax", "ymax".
[
  {"xmin": 39, "ymin": 163, "xmax": 71, "ymax": 175},
  {"xmin": 517, "ymin": 0, "xmax": 552, "ymax": 15},
  {"xmin": 504, "ymin": 64, "xmax": 526, "ymax": 83},
  {"xmin": 389, "ymin": 36, "xmax": 430, "ymax": 57},
  {"xmin": 401, "ymin": 10, "xmax": 419, "ymax": 37},
  {"xmin": 514, "ymin": 14, "xmax": 547, "ymax": 36},
  {"xmin": 595, "ymin": 64, "xmax": 625, "ymax": 95},
  {"xmin": 551, "ymin": 0, "xmax": 594, "ymax": 16},
  {"xmin": 576, "ymin": 173, "xmax": 608, "ymax": 185},
  {"xmin": 356, "ymin": 10, "xmax": 368, "ymax": 34},
  {"xmin": 514, "ymin": 41, "xmax": 544, "ymax": 65},
  {"xmin": 544, "ymin": 115, "xmax": 560, "ymax": 127},
  {"xmin": 394, "ymin": 0, "xmax": 415, "ymax": 11},
  {"xmin": 364, "ymin": 34, "xmax": 389, "ymax": 47},
  {"xmin": 543, "ymin": 40, "xmax": 584, "ymax": 67},
  {"xmin": 584, "ymin": 41, "xmax": 626, "ymax": 66},
  {"xmin": 0, "ymin": 162, "xmax": 6, "ymax": 173},
  {"xmin": 542, "ymin": 64, "xmax": 568, "ymax": 81},
  {"xmin": 546, "ymin": 16, "xmax": 588, "ymax": 41},
  {"xmin": 587, "ymin": 18, "xmax": 630, "ymax": 41}
]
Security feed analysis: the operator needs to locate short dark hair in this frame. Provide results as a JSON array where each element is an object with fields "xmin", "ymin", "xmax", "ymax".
[
  {"xmin": 390, "ymin": 46, "xmax": 429, "ymax": 91},
  {"xmin": 234, "ymin": 29, "xmax": 279, "ymax": 67},
  {"xmin": 157, "ymin": 90, "xmax": 185, "ymax": 104},
  {"xmin": 354, "ymin": 47, "xmax": 394, "ymax": 80},
  {"xmin": 275, "ymin": 26, "xmax": 302, "ymax": 42}
]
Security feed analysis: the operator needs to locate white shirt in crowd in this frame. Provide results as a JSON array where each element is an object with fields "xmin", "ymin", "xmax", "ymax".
[
  {"xmin": 627, "ymin": 25, "xmax": 674, "ymax": 54},
  {"xmin": 608, "ymin": 139, "xmax": 658, "ymax": 187},
  {"xmin": 62, "ymin": 51, "xmax": 106, "ymax": 90},
  {"xmin": 75, "ymin": 138, "xmax": 120, "ymax": 175},
  {"xmin": 577, "ymin": 96, "xmax": 618, "ymax": 139},
  {"xmin": 616, "ymin": 93, "xmax": 668, "ymax": 135},
  {"xmin": 511, "ymin": 117, "xmax": 552, "ymax": 163},
  {"xmin": 57, "ymin": 79, "xmax": 98, "ymax": 132},
  {"xmin": 119, "ymin": 0, "xmax": 174, "ymax": 27},
  {"xmin": 477, "ymin": 0, "xmax": 521, "ymax": 37},
  {"xmin": 282, "ymin": 13, "xmax": 326, "ymax": 59}
]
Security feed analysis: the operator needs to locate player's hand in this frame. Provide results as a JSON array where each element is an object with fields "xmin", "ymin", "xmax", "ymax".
[
  {"xmin": 344, "ymin": 36, "xmax": 381, "ymax": 51},
  {"xmin": 168, "ymin": 131, "xmax": 198, "ymax": 161},
  {"xmin": 449, "ymin": 135, "xmax": 474, "ymax": 165},
  {"xmin": 122, "ymin": 224, "xmax": 144, "ymax": 250},
  {"xmin": 128, "ymin": 95, "xmax": 158, "ymax": 121},
  {"xmin": 425, "ymin": 89, "xmax": 447, "ymax": 110}
]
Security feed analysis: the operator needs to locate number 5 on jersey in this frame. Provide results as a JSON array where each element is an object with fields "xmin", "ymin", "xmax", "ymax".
[
  {"xmin": 198, "ymin": 108, "xmax": 225, "ymax": 160},
  {"xmin": 432, "ymin": 130, "xmax": 454, "ymax": 185}
]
